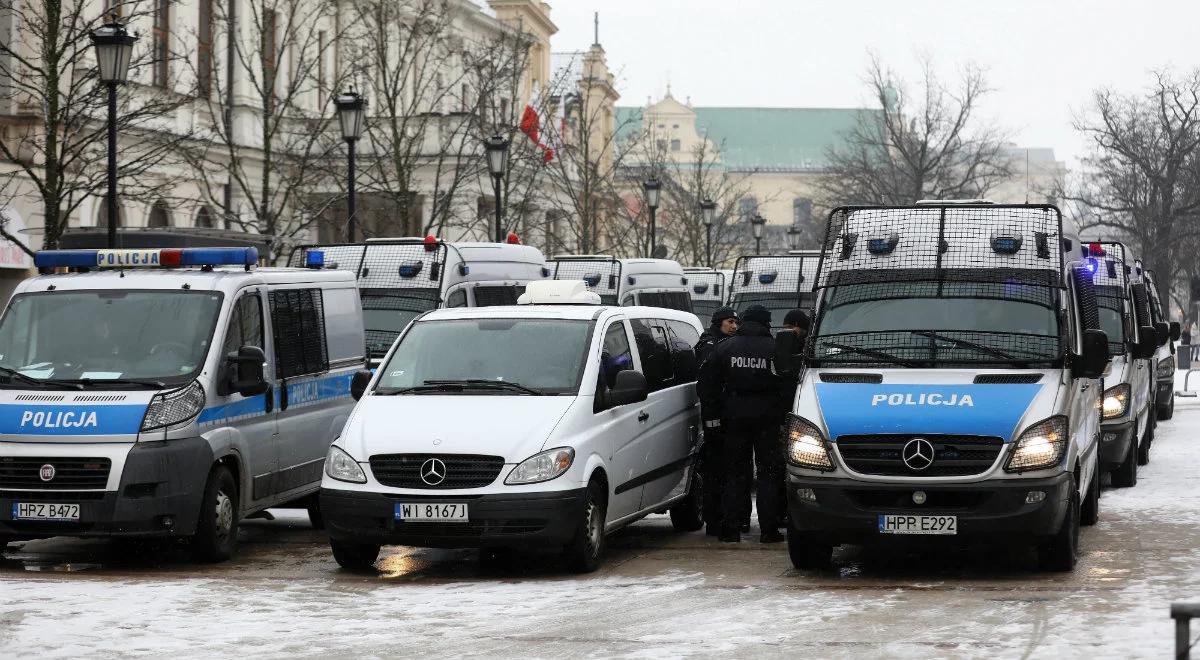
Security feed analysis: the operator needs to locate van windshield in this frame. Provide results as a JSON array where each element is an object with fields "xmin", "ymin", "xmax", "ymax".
[
  {"xmin": 360, "ymin": 288, "xmax": 440, "ymax": 360},
  {"xmin": 0, "ymin": 290, "xmax": 223, "ymax": 386},
  {"xmin": 813, "ymin": 280, "xmax": 1062, "ymax": 366},
  {"xmin": 1095, "ymin": 285, "xmax": 1126, "ymax": 356},
  {"xmin": 732, "ymin": 292, "xmax": 816, "ymax": 330},
  {"xmin": 375, "ymin": 318, "xmax": 592, "ymax": 395}
]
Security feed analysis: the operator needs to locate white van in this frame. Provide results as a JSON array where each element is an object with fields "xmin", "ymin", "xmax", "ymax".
[
  {"xmin": 551, "ymin": 255, "xmax": 693, "ymax": 313},
  {"xmin": 682, "ymin": 267, "xmax": 729, "ymax": 321},
  {"xmin": 1083, "ymin": 241, "xmax": 1157, "ymax": 485},
  {"xmin": 290, "ymin": 238, "xmax": 549, "ymax": 362},
  {"xmin": 1142, "ymin": 268, "xmax": 1181, "ymax": 420},
  {"xmin": 0, "ymin": 248, "xmax": 364, "ymax": 561},
  {"xmin": 320, "ymin": 280, "xmax": 705, "ymax": 572},
  {"xmin": 786, "ymin": 204, "xmax": 1109, "ymax": 572},
  {"xmin": 728, "ymin": 251, "xmax": 821, "ymax": 329}
]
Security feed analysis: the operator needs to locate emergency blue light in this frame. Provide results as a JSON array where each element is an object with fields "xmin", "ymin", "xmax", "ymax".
[
  {"xmin": 867, "ymin": 233, "xmax": 899, "ymax": 255},
  {"xmin": 541, "ymin": 266, "xmax": 551, "ymax": 277},
  {"xmin": 627, "ymin": 276, "xmax": 637, "ymax": 286},
  {"xmin": 1084, "ymin": 258, "xmax": 1099, "ymax": 275},
  {"xmin": 305, "ymin": 250, "xmax": 325, "ymax": 269},
  {"xmin": 693, "ymin": 283, "xmax": 709, "ymax": 295},
  {"xmin": 35, "ymin": 247, "xmax": 258, "ymax": 270},
  {"xmin": 758, "ymin": 270, "xmax": 779, "ymax": 285},
  {"xmin": 457, "ymin": 263, "xmax": 470, "ymax": 276},
  {"xmin": 583, "ymin": 273, "xmax": 601, "ymax": 287},
  {"xmin": 991, "ymin": 235, "xmax": 1022, "ymax": 254},
  {"xmin": 397, "ymin": 261, "xmax": 423, "ymax": 278}
]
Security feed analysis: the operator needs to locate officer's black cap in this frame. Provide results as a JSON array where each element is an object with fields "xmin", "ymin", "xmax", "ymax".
[
  {"xmin": 783, "ymin": 309, "xmax": 810, "ymax": 329},
  {"xmin": 743, "ymin": 305, "xmax": 771, "ymax": 325},
  {"xmin": 711, "ymin": 306, "xmax": 739, "ymax": 324}
]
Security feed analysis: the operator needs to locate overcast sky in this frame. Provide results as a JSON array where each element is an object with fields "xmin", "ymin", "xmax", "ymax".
[{"xmin": 547, "ymin": 0, "xmax": 1198, "ymax": 168}]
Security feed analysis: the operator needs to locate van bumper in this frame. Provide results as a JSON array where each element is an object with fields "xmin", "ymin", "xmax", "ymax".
[
  {"xmin": 0, "ymin": 438, "xmax": 212, "ymax": 539},
  {"xmin": 1099, "ymin": 419, "xmax": 1136, "ymax": 469},
  {"xmin": 785, "ymin": 470, "xmax": 1071, "ymax": 545},
  {"xmin": 321, "ymin": 487, "xmax": 587, "ymax": 549}
]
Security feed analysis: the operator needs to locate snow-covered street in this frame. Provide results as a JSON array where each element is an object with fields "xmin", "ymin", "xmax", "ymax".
[{"xmin": 4, "ymin": 398, "xmax": 1200, "ymax": 659}]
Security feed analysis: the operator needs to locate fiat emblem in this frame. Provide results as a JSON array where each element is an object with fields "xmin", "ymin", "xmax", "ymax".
[{"xmin": 39, "ymin": 464, "xmax": 56, "ymax": 482}]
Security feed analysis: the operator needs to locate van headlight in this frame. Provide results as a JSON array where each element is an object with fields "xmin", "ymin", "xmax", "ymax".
[
  {"xmin": 325, "ymin": 445, "xmax": 367, "ymax": 484},
  {"xmin": 1005, "ymin": 416, "xmax": 1068, "ymax": 473},
  {"xmin": 140, "ymin": 381, "xmax": 205, "ymax": 431},
  {"xmin": 1158, "ymin": 356, "xmax": 1175, "ymax": 379},
  {"xmin": 1101, "ymin": 383, "xmax": 1130, "ymax": 420},
  {"xmin": 783, "ymin": 414, "xmax": 834, "ymax": 471},
  {"xmin": 505, "ymin": 447, "xmax": 574, "ymax": 485}
]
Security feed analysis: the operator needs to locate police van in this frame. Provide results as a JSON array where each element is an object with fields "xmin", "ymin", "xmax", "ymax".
[
  {"xmin": 683, "ymin": 267, "xmax": 729, "ymax": 321},
  {"xmin": 785, "ymin": 203, "xmax": 1110, "ymax": 571},
  {"xmin": 320, "ymin": 280, "xmax": 705, "ymax": 572},
  {"xmin": 551, "ymin": 255, "xmax": 693, "ymax": 313},
  {"xmin": 728, "ymin": 251, "xmax": 821, "ymax": 329},
  {"xmin": 290, "ymin": 238, "xmax": 549, "ymax": 363},
  {"xmin": 1143, "ymin": 268, "xmax": 1181, "ymax": 420},
  {"xmin": 0, "ymin": 248, "xmax": 365, "ymax": 561},
  {"xmin": 1083, "ymin": 242, "xmax": 1158, "ymax": 483}
]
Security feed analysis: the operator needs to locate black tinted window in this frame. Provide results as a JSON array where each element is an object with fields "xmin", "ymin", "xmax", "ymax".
[
  {"xmin": 666, "ymin": 320, "xmax": 700, "ymax": 383},
  {"xmin": 638, "ymin": 291, "xmax": 693, "ymax": 312},
  {"xmin": 269, "ymin": 289, "xmax": 329, "ymax": 378},
  {"xmin": 222, "ymin": 294, "xmax": 264, "ymax": 356},
  {"xmin": 630, "ymin": 318, "xmax": 674, "ymax": 391},
  {"xmin": 600, "ymin": 322, "xmax": 634, "ymax": 389}
]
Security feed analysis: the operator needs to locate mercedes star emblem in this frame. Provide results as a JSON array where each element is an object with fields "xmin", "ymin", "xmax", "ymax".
[
  {"xmin": 420, "ymin": 458, "xmax": 447, "ymax": 486},
  {"xmin": 901, "ymin": 438, "xmax": 935, "ymax": 471},
  {"xmin": 39, "ymin": 464, "xmax": 56, "ymax": 482}
]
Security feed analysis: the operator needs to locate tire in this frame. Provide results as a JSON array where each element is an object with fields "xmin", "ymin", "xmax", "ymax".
[
  {"xmin": 786, "ymin": 524, "xmax": 832, "ymax": 570},
  {"xmin": 330, "ymin": 539, "xmax": 380, "ymax": 570},
  {"xmin": 1038, "ymin": 477, "xmax": 1080, "ymax": 572},
  {"xmin": 1158, "ymin": 393, "xmax": 1175, "ymax": 421},
  {"xmin": 668, "ymin": 469, "xmax": 705, "ymax": 532},
  {"xmin": 1137, "ymin": 417, "xmax": 1152, "ymax": 466},
  {"xmin": 563, "ymin": 479, "xmax": 607, "ymax": 573},
  {"xmin": 191, "ymin": 465, "xmax": 240, "ymax": 563},
  {"xmin": 1080, "ymin": 464, "xmax": 1100, "ymax": 527},
  {"xmin": 306, "ymin": 496, "xmax": 325, "ymax": 530},
  {"xmin": 1111, "ymin": 438, "xmax": 1138, "ymax": 488}
]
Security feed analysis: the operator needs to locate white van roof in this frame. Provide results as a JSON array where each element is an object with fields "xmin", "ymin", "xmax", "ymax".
[{"xmin": 15, "ymin": 266, "xmax": 355, "ymax": 296}]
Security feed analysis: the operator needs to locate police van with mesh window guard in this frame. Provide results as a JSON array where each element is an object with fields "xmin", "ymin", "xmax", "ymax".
[
  {"xmin": 550, "ymin": 255, "xmax": 694, "ymax": 313},
  {"xmin": 0, "ymin": 248, "xmax": 364, "ymax": 561},
  {"xmin": 683, "ymin": 267, "xmax": 729, "ymax": 321},
  {"xmin": 785, "ymin": 203, "xmax": 1110, "ymax": 571},
  {"xmin": 290, "ymin": 238, "xmax": 550, "ymax": 364},
  {"xmin": 728, "ymin": 251, "xmax": 822, "ymax": 330},
  {"xmin": 1141, "ymin": 267, "xmax": 1181, "ymax": 421},
  {"xmin": 320, "ymin": 280, "xmax": 705, "ymax": 572}
]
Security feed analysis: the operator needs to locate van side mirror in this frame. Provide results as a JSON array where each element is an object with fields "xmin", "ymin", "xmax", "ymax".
[
  {"xmin": 351, "ymin": 369, "xmax": 373, "ymax": 401},
  {"xmin": 1134, "ymin": 326, "xmax": 1157, "ymax": 359},
  {"xmin": 229, "ymin": 346, "xmax": 269, "ymax": 397},
  {"xmin": 1155, "ymin": 322, "xmax": 1170, "ymax": 347},
  {"xmin": 1076, "ymin": 329, "xmax": 1109, "ymax": 379},
  {"xmin": 606, "ymin": 370, "xmax": 648, "ymax": 408},
  {"xmin": 1171, "ymin": 321, "xmax": 1182, "ymax": 343}
]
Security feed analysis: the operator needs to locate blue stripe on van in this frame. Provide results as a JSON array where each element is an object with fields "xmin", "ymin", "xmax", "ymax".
[{"xmin": 198, "ymin": 371, "xmax": 356, "ymax": 427}]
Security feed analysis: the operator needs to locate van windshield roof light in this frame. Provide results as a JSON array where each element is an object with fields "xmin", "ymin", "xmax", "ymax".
[
  {"xmin": 759, "ymin": 270, "xmax": 779, "ymax": 284},
  {"xmin": 991, "ymin": 232, "xmax": 1022, "ymax": 254},
  {"xmin": 35, "ymin": 248, "xmax": 258, "ymax": 270},
  {"xmin": 518, "ymin": 280, "xmax": 601, "ymax": 305},
  {"xmin": 866, "ymin": 233, "xmax": 899, "ymax": 255}
]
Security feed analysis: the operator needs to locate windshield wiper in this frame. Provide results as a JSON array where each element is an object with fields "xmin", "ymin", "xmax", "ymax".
[
  {"xmin": 63, "ymin": 377, "xmax": 166, "ymax": 389},
  {"xmin": 819, "ymin": 342, "xmax": 916, "ymax": 367},
  {"xmin": 0, "ymin": 366, "xmax": 83, "ymax": 390},
  {"xmin": 423, "ymin": 379, "xmax": 546, "ymax": 395},
  {"xmin": 910, "ymin": 331, "xmax": 1025, "ymax": 363}
]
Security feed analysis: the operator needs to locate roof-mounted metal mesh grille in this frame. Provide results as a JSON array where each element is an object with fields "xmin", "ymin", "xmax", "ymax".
[
  {"xmin": 288, "ymin": 242, "xmax": 448, "ymax": 289},
  {"xmin": 552, "ymin": 258, "xmax": 622, "ymax": 296}
]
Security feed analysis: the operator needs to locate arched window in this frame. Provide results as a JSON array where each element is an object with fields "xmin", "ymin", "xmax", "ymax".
[
  {"xmin": 148, "ymin": 201, "xmax": 172, "ymax": 228},
  {"xmin": 195, "ymin": 205, "xmax": 215, "ymax": 228},
  {"xmin": 95, "ymin": 194, "xmax": 125, "ymax": 227}
]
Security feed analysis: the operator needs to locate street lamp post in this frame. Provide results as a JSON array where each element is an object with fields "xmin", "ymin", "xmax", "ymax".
[
  {"xmin": 485, "ymin": 135, "xmax": 510, "ymax": 243},
  {"xmin": 751, "ymin": 213, "xmax": 766, "ymax": 254},
  {"xmin": 90, "ymin": 19, "xmax": 137, "ymax": 249},
  {"xmin": 334, "ymin": 90, "xmax": 367, "ymax": 242},
  {"xmin": 644, "ymin": 177, "xmax": 661, "ymax": 258},
  {"xmin": 786, "ymin": 224, "xmax": 801, "ymax": 252},
  {"xmin": 700, "ymin": 198, "xmax": 716, "ymax": 267}
]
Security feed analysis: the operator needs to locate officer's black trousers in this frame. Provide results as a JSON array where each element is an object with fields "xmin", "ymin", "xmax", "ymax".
[
  {"xmin": 702, "ymin": 429, "xmax": 753, "ymax": 528},
  {"xmin": 721, "ymin": 416, "xmax": 782, "ymax": 533}
]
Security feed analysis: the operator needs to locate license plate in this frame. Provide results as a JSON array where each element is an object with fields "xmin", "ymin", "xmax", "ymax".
[
  {"xmin": 13, "ymin": 502, "xmax": 80, "ymax": 521},
  {"xmin": 395, "ymin": 502, "xmax": 468, "ymax": 522},
  {"xmin": 878, "ymin": 514, "xmax": 956, "ymax": 535}
]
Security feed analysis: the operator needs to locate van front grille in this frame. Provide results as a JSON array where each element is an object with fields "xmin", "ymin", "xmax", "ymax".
[
  {"xmin": 835, "ymin": 435, "xmax": 1003, "ymax": 477},
  {"xmin": 369, "ymin": 454, "xmax": 505, "ymax": 489},
  {"xmin": 0, "ymin": 457, "xmax": 111, "ymax": 490}
]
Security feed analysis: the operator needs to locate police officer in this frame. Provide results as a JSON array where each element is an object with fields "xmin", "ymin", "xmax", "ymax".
[
  {"xmin": 695, "ymin": 307, "xmax": 742, "ymax": 535},
  {"xmin": 772, "ymin": 308, "xmax": 810, "ymax": 529},
  {"xmin": 699, "ymin": 304, "xmax": 786, "ymax": 543}
]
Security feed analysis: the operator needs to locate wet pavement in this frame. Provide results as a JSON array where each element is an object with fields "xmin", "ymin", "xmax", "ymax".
[{"xmin": 4, "ymin": 402, "xmax": 1200, "ymax": 658}]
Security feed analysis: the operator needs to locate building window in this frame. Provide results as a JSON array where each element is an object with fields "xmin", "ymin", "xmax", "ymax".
[
  {"xmin": 148, "ymin": 201, "xmax": 171, "ymax": 228},
  {"xmin": 792, "ymin": 197, "xmax": 812, "ymax": 226},
  {"xmin": 152, "ymin": 0, "xmax": 170, "ymax": 88},
  {"xmin": 197, "ymin": 0, "xmax": 213, "ymax": 95},
  {"xmin": 317, "ymin": 31, "xmax": 327, "ymax": 107},
  {"xmin": 656, "ymin": 139, "xmax": 667, "ymax": 151},
  {"xmin": 738, "ymin": 196, "xmax": 758, "ymax": 219},
  {"xmin": 195, "ymin": 205, "xmax": 215, "ymax": 228},
  {"xmin": 670, "ymin": 139, "xmax": 681, "ymax": 152},
  {"xmin": 95, "ymin": 194, "xmax": 124, "ymax": 227}
]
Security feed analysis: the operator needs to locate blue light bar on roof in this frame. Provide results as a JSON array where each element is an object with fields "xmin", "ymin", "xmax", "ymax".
[
  {"xmin": 35, "ymin": 247, "xmax": 258, "ymax": 270},
  {"xmin": 867, "ymin": 233, "xmax": 899, "ymax": 255},
  {"xmin": 305, "ymin": 250, "xmax": 325, "ymax": 268}
]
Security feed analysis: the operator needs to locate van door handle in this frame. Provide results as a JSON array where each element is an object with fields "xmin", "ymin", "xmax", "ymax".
[
  {"xmin": 638, "ymin": 411, "xmax": 649, "ymax": 423},
  {"xmin": 1081, "ymin": 384, "xmax": 1090, "ymax": 391}
]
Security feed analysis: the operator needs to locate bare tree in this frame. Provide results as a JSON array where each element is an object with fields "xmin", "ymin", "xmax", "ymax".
[
  {"xmin": 820, "ymin": 54, "xmax": 1013, "ymax": 206},
  {"xmin": 0, "ymin": 0, "xmax": 192, "ymax": 248},
  {"xmin": 1069, "ymin": 70, "xmax": 1200, "ymax": 321}
]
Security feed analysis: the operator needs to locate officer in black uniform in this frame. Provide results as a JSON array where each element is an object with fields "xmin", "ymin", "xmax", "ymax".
[
  {"xmin": 698, "ymin": 304, "xmax": 786, "ymax": 543},
  {"xmin": 695, "ymin": 307, "xmax": 740, "ymax": 535},
  {"xmin": 772, "ymin": 308, "xmax": 810, "ymax": 529}
]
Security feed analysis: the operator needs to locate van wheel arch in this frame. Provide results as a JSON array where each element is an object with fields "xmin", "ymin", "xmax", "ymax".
[{"xmin": 215, "ymin": 452, "xmax": 243, "ymax": 505}]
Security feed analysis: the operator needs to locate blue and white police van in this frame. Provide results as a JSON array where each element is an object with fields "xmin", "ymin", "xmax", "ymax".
[
  {"xmin": 0, "ymin": 248, "xmax": 364, "ymax": 561},
  {"xmin": 784, "ymin": 203, "xmax": 1109, "ymax": 572},
  {"xmin": 728, "ymin": 251, "xmax": 822, "ymax": 330}
]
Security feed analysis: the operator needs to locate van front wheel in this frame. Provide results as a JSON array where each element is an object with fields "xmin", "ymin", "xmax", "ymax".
[
  {"xmin": 669, "ymin": 470, "xmax": 704, "ymax": 532},
  {"xmin": 1038, "ymin": 477, "xmax": 1080, "ymax": 572},
  {"xmin": 191, "ymin": 465, "xmax": 239, "ymax": 563},
  {"xmin": 563, "ymin": 479, "xmax": 607, "ymax": 573},
  {"xmin": 330, "ymin": 539, "xmax": 380, "ymax": 570}
]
